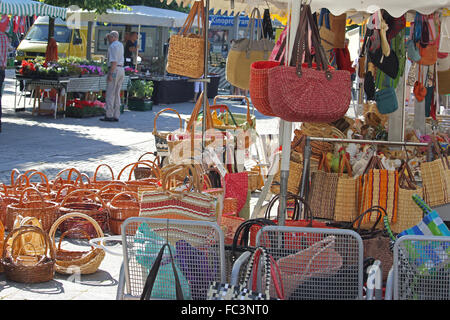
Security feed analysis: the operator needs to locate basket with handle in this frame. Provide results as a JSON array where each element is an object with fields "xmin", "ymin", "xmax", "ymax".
[
  {"xmin": 5, "ymin": 187, "xmax": 59, "ymax": 232},
  {"xmin": 1, "ymin": 225, "xmax": 55, "ymax": 283},
  {"xmin": 107, "ymin": 191, "xmax": 140, "ymax": 235},
  {"xmin": 117, "ymin": 161, "xmax": 161, "ymax": 192},
  {"xmin": 7, "ymin": 216, "xmax": 46, "ymax": 257},
  {"xmin": 48, "ymin": 212, "xmax": 105, "ymax": 275},
  {"xmin": 89, "ymin": 164, "xmax": 116, "ymax": 190},
  {"xmin": 133, "ymin": 154, "xmax": 161, "ymax": 180},
  {"xmin": 27, "ymin": 171, "xmax": 53, "ymax": 200},
  {"xmin": 96, "ymin": 181, "xmax": 133, "ymax": 203},
  {"xmin": 0, "ymin": 184, "xmax": 19, "ymax": 226},
  {"xmin": 1, "ymin": 169, "xmax": 23, "ymax": 197},
  {"xmin": 57, "ymin": 189, "xmax": 109, "ymax": 238},
  {"xmin": 153, "ymin": 108, "xmax": 183, "ymax": 156},
  {"xmin": 50, "ymin": 168, "xmax": 84, "ymax": 191}
]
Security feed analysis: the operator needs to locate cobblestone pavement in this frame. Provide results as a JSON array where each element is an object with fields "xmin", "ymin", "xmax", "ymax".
[{"xmin": 0, "ymin": 69, "xmax": 279, "ymax": 300}]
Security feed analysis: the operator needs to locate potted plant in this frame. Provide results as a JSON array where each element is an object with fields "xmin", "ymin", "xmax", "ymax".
[{"xmin": 127, "ymin": 80, "xmax": 154, "ymax": 111}]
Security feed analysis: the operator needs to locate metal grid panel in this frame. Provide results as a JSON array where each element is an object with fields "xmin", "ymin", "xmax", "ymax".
[
  {"xmin": 255, "ymin": 226, "xmax": 364, "ymax": 300},
  {"xmin": 66, "ymin": 77, "xmax": 101, "ymax": 93},
  {"xmin": 393, "ymin": 235, "xmax": 450, "ymax": 300},
  {"xmin": 121, "ymin": 217, "xmax": 225, "ymax": 300}
]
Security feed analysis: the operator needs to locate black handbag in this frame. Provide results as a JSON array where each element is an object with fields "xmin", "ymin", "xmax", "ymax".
[
  {"xmin": 140, "ymin": 243, "xmax": 184, "ymax": 300},
  {"xmin": 364, "ymin": 70, "xmax": 376, "ymax": 100},
  {"xmin": 262, "ymin": 9, "xmax": 274, "ymax": 40},
  {"xmin": 368, "ymin": 47, "xmax": 399, "ymax": 79}
]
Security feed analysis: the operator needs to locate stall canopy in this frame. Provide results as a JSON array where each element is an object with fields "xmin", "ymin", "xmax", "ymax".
[
  {"xmin": 66, "ymin": 5, "xmax": 191, "ymax": 28},
  {"xmin": 0, "ymin": 0, "xmax": 67, "ymax": 19},
  {"xmin": 162, "ymin": 0, "xmax": 450, "ymax": 17}
]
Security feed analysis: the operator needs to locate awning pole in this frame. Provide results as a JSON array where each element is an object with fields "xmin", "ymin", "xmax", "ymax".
[{"xmin": 135, "ymin": 24, "xmax": 141, "ymax": 68}]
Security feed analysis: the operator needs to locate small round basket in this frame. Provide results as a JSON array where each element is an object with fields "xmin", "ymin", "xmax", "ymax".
[
  {"xmin": 5, "ymin": 187, "xmax": 59, "ymax": 232},
  {"xmin": 49, "ymin": 212, "xmax": 105, "ymax": 275},
  {"xmin": 107, "ymin": 191, "xmax": 140, "ymax": 235},
  {"xmin": 57, "ymin": 189, "xmax": 109, "ymax": 238},
  {"xmin": 1, "ymin": 225, "xmax": 55, "ymax": 283}
]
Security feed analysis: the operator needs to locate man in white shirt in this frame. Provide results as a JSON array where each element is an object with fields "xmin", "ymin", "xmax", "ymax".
[{"xmin": 101, "ymin": 31, "xmax": 125, "ymax": 122}]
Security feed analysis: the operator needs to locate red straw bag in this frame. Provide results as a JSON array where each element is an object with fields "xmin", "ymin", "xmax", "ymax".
[{"xmin": 268, "ymin": 4, "xmax": 351, "ymax": 123}]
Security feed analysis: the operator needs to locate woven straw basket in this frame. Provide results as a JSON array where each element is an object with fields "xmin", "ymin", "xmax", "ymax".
[
  {"xmin": 49, "ymin": 212, "xmax": 105, "ymax": 275},
  {"xmin": 107, "ymin": 191, "xmax": 140, "ymax": 235},
  {"xmin": 153, "ymin": 108, "xmax": 183, "ymax": 156},
  {"xmin": 6, "ymin": 187, "xmax": 58, "ymax": 232},
  {"xmin": 57, "ymin": 189, "xmax": 109, "ymax": 238},
  {"xmin": 2, "ymin": 225, "xmax": 55, "ymax": 283}
]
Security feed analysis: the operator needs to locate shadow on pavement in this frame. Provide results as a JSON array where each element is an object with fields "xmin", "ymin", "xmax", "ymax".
[
  {"xmin": 55, "ymin": 270, "xmax": 118, "ymax": 287},
  {"xmin": 0, "ymin": 275, "xmax": 65, "ymax": 295}
]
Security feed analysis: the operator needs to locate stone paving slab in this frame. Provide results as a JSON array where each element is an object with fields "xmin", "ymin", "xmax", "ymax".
[{"xmin": 0, "ymin": 70, "xmax": 279, "ymax": 300}]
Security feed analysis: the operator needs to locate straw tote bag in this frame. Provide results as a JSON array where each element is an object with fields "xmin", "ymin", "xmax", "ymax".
[
  {"xmin": 226, "ymin": 8, "xmax": 275, "ymax": 90},
  {"xmin": 334, "ymin": 154, "xmax": 358, "ymax": 223},
  {"xmin": 166, "ymin": 0, "xmax": 206, "ymax": 79},
  {"xmin": 420, "ymin": 138, "xmax": 450, "ymax": 207},
  {"xmin": 391, "ymin": 161, "xmax": 424, "ymax": 234},
  {"xmin": 308, "ymin": 153, "xmax": 339, "ymax": 220},
  {"xmin": 268, "ymin": 4, "xmax": 351, "ymax": 123}
]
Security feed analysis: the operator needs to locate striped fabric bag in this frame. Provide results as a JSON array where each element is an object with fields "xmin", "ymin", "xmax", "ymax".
[
  {"xmin": 139, "ymin": 165, "xmax": 218, "ymax": 222},
  {"xmin": 140, "ymin": 190, "xmax": 218, "ymax": 222},
  {"xmin": 359, "ymin": 169, "xmax": 400, "ymax": 229}
]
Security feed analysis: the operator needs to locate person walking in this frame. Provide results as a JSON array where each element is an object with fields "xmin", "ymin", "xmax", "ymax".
[
  {"xmin": 0, "ymin": 31, "xmax": 12, "ymax": 132},
  {"xmin": 101, "ymin": 31, "xmax": 125, "ymax": 122}
]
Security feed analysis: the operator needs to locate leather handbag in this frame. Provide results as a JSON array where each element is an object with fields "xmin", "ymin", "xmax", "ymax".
[
  {"xmin": 414, "ymin": 64, "xmax": 427, "ymax": 102},
  {"xmin": 268, "ymin": 4, "xmax": 351, "ymax": 123},
  {"xmin": 437, "ymin": 55, "xmax": 450, "ymax": 72},
  {"xmin": 166, "ymin": 0, "xmax": 206, "ymax": 79},
  {"xmin": 226, "ymin": 8, "xmax": 275, "ymax": 90}
]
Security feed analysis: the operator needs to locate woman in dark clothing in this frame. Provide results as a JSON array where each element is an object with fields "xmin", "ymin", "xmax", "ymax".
[{"xmin": 124, "ymin": 32, "xmax": 138, "ymax": 68}]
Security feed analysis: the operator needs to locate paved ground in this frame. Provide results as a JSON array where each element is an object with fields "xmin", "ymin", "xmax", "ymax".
[{"xmin": 0, "ymin": 69, "xmax": 279, "ymax": 300}]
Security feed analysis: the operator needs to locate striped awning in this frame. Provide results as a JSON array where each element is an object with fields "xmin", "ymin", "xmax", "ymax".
[{"xmin": 0, "ymin": 0, "xmax": 66, "ymax": 19}]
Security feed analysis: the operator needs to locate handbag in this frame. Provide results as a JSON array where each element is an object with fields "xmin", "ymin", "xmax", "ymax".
[
  {"xmin": 439, "ymin": 16, "xmax": 450, "ymax": 53},
  {"xmin": 140, "ymin": 242, "xmax": 187, "ymax": 300},
  {"xmin": 364, "ymin": 70, "xmax": 376, "ymax": 101},
  {"xmin": 140, "ymin": 164, "xmax": 218, "ymax": 222},
  {"xmin": 407, "ymin": 39, "xmax": 422, "ymax": 62},
  {"xmin": 418, "ymin": 16, "xmax": 438, "ymax": 66},
  {"xmin": 352, "ymin": 206, "xmax": 394, "ymax": 282},
  {"xmin": 334, "ymin": 154, "xmax": 359, "ymax": 222},
  {"xmin": 308, "ymin": 153, "xmax": 339, "ymax": 220},
  {"xmin": 166, "ymin": 0, "xmax": 206, "ymax": 78},
  {"xmin": 420, "ymin": 138, "xmax": 450, "ymax": 207},
  {"xmin": 175, "ymin": 239, "xmax": 218, "ymax": 300},
  {"xmin": 437, "ymin": 55, "xmax": 450, "ymax": 72},
  {"xmin": 413, "ymin": 64, "xmax": 427, "ymax": 102},
  {"xmin": 358, "ymin": 155, "xmax": 400, "ymax": 228},
  {"xmin": 268, "ymin": 4, "xmax": 351, "ymax": 123},
  {"xmin": 391, "ymin": 161, "xmax": 424, "ymax": 234},
  {"xmin": 208, "ymin": 247, "xmax": 284, "ymax": 300},
  {"xmin": 318, "ymin": 9, "xmax": 346, "ymax": 50},
  {"xmin": 226, "ymin": 8, "xmax": 275, "ymax": 90},
  {"xmin": 375, "ymin": 86, "xmax": 398, "ymax": 114},
  {"xmin": 262, "ymin": 9, "xmax": 274, "ymax": 40}
]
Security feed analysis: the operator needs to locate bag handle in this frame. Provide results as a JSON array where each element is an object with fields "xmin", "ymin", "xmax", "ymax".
[
  {"xmin": 92, "ymin": 164, "xmax": 115, "ymax": 182},
  {"xmin": 212, "ymin": 95, "xmax": 253, "ymax": 127},
  {"xmin": 117, "ymin": 161, "xmax": 161, "ymax": 181},
  {"xmin": 249, "ymin": 247, "xmax": 285, "ymax": 299},
  {"xmin": 351, "ymin": 206, "xmax": 387, "ymax": 234},
  {"xmin": 109, "ymin": 191, "xmax": 139, "ymax": 206},
  {"xmin": 153, "ymin": 108, "xmax": 183, "ymax": 136},
  {"xmin": 339, "ymin": 153, "xmax": 353, "ymax": 177},
  {"xmin": 27, "ymin": 171, "xmax": 51, "ymax": 194},
  {"xmin": 178, "ymin": 0, "xmax": 205, "ymax": 38},
  {"xmin": 140, "ymin": 243, "xmax": 184, "ymax": 300}
]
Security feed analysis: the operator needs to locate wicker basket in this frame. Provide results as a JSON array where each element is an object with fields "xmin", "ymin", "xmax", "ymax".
[
  {"xmin": 89, "ymin": 164, "xmax": 115, "ymax": 190},
  {"xmin": 50, "ymin": 168, "xmax": 84, "ymax": 191},
  {"xmin": 1, "ymin": 225, "xmax": 55, "ymax": 283},
  {"xmin": 5, "ymin": 187, "xmax": 58, "ymax": 232},
  {"xmin": 153, "ymin": 108, "xmax": 183, "ymax": 156},
  {"xmin": 117, "ymin": 162, "xmax": 161, "ymax": 193},
  {"xmin": 96, "ymin": 182, "xmax": 133, "ymax": 203},
  {"xmin": 133, "ymin": 154, "xmax": 161, "ymax": 180},
  {"xmin": 49, "ymin": 212, "xmax": 105, "ymax": 275},
  {"xmin": 26, "ymin": 171, "xmax": 53, "ymax": 200},
  {"xmin": 0, "ymin": 186, "xmax": 19, "ymax": 226},
  {"xmin": 107, "ymin": 191, "xmax": 140, "ymax": 235},
  {"xmin": 271, "ymin": 160, "xmax": 303, "ymax": 195},
  {"xmin": 57, "ymin": 189, "xmax": 109, "ymax": 238}
]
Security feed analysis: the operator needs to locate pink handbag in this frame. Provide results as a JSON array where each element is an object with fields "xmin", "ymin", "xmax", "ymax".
[{"xmin": 268, "ymin": 4, "xmax": 351, "ymax": 123}]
